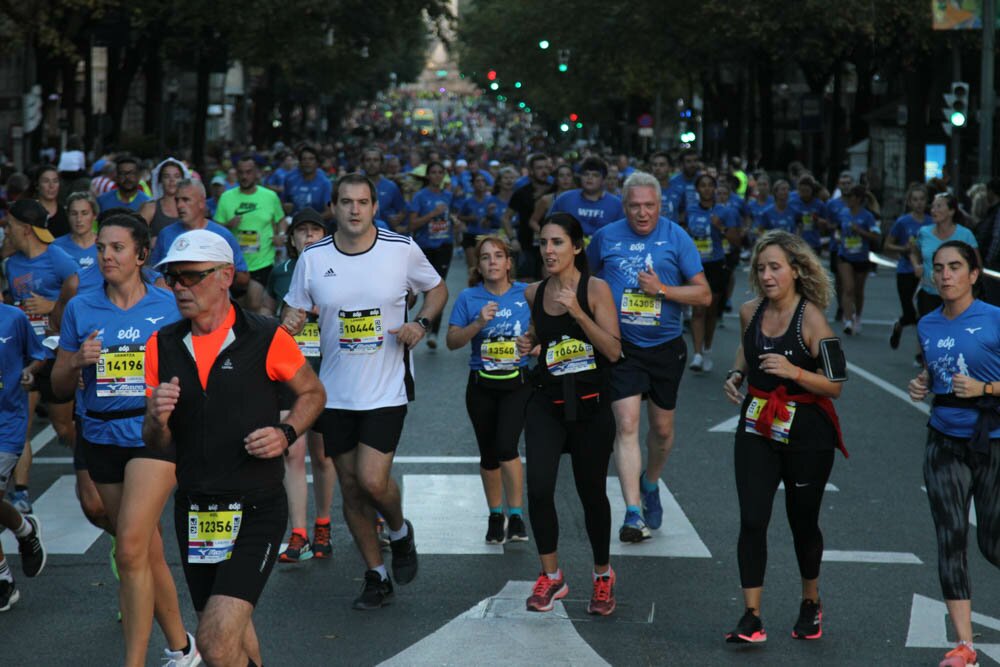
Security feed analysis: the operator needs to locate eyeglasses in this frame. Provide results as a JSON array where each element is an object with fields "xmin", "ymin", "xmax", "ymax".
[{"xmin": 163, "ymin": 264, "xmax": 227, "ymax": 288}]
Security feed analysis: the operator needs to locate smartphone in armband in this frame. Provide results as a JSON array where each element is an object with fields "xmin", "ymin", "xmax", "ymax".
[{"xmin": 819, "ymin": 337, "xmax": 848, "ymax": 382}]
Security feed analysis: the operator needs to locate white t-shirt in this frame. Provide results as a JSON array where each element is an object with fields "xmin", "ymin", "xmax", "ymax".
[{"xmin": 284, "ymin": 227, "xmax": 442, "ymax": 410}]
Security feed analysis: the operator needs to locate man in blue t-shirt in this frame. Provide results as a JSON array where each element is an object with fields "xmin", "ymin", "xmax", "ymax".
[
  {"xmin": 362, "ymin": 148, "xmax": 407, "ymax": 233},
  {"xmin": 97, "ymin": 156, "xmax": 152, "ymax": 213},
  {"xmin": 586, "ymin": 172, "xmax": 711, "ymax": 543},
  {"xmin": 282, "ymin": 145, "xmax": 333, "ymax": 219},
  {"xmin": 549, "ymin": 157, "xmax": 624, "ymax": 238},
  {"xmin": 148, "ymin": 180, "xmax": 250, "ymax": 294},
  {"xmin": 667, "ymin": 148, "xmax": 701, "ymax": 225}
]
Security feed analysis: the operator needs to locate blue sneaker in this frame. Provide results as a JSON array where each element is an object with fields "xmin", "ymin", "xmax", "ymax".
[
  {"xmin": 641, "ymin": 474, "xmax": 663, "ymax": 530},
  {"xmin": 619, "ymin": 510, "xmax": 651, "ymax": 543},
  {"xmin": 8, "ymin": 490, "xmax": 31, "ymax": 514}
]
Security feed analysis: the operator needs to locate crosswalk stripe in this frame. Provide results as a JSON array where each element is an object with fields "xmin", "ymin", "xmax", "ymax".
[
  {"xmin": 402, "ymin": 474, "xmax": 504, "ymax": 555},
  {"xmin": 606, "ymin": 480, "xmax": 712, "ymax": 558},
  {"xmin": 31, "ymin": 425, "xmax": 56, "ymax": 454},
  {"xmin": 823, "ymin": 550, "xmax": 922, "ymax": 564},
  {"xmin": 1, "ymin": 475, "xmax": 103, "ymax": 555}
]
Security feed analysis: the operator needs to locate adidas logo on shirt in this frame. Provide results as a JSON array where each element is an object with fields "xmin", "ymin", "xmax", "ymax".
[
  {"xmin": 324, "ymin": 268, "xmax": 337, "ymax": 277},
  {"xmin": 221, "ymin": 358, "xmax": 234, "ymax": 370}
]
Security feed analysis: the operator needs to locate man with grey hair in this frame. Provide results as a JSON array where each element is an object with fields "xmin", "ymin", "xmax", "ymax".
[
  {"xmin": 149, "ymin": 178, "xmax": 250, "ymax": 292},
  {"xmin": 587, "ymin": 172, "xmax": 711, "ymax": 542}
]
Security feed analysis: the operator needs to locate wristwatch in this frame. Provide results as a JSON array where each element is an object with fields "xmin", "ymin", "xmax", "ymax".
[
  {"xmin": 726, "ymin": 369, "xmax": 745, "ymax": 382},
  {"xmin": 985, "ymin": 382, "xmax": 994, "ymax": 396},
  {"xmin": 276, "ymin": 423, "xmax": 297, "ymax": 449},
  {"xmin": 416, "ymin": 317, "xmax": 431, "ymax": 331}
]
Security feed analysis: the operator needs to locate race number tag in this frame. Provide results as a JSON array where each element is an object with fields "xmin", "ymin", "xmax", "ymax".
[
  {"xmin": 338, "ymin": 308, "xmax": 384, "ymax": 354},
  {"xmin": 187, "ymin": 500, "xmax": 243, "ymax": 564},
  {"xmin": 620, "ymin": 288, "xmax": 661, "ymax": 326},
  {"xmin": 428, "ymin": 219, "xmax": 450, "ymax": 240},
  {"xmin": 294, "ymin": 322, "xmax": 321, "ymax": 358},
  {"xmin": 96, "ymin": 344, "xmax": 145, "ymax": 397},
  {"xmin": 843, "ymin": 235, "xmax": 862, "ymax": 252},
  {"xmin": 545, "ymin": 336, "xmax": 597, "ymax": 376},
  {"xmin": 15, "ymin": 302, "xmax": 48, "ymax": 338},
  {"xmin": 744, "ymin": 397, "xmax": 797, "ymax": 444},
  {"xmin": 480, "ymin": 336, "xmax": 519, "ymax": 371},
  {"xmin": 237, "ymin": 230, "xmax": 260, "ymax": 254},
  {"xmin": 694, "ymin": 236, "xmax": 713, "ymax": 258},
  {"xmin": 801, "ymin": 212, "xmax": 813, "ymax": 232}
]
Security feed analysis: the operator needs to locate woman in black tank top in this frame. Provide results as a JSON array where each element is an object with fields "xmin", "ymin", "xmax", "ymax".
[
  {"xmin": 720, "ymin": 231, "xmax": 847, "ymax": 646},
  {"xmin": 515, "ymin": 213, "xmax": 623, "ymax": 616}
]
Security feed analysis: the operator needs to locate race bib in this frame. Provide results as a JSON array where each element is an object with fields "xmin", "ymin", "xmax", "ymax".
[
  {"xmin": 744, "ymin": 397, "xmax": 797, "ymax": 444},
  {"xmin": 481, "ymin": 336, "xmax": 519, "ymax": 371},
  {"xmin": 96, "ymin": 344, "xmax": 145, "ymax": 397},
  {"xmin": 15, "ymin": 302, "xmax": 47, "ymax": 338},
  {"xmin": 620, "ymin": 288, "xmax": 661, "ymax": 326},
  {"xmin": 694, "ymin": 236, "xmax": 713, "ymax": 259},
  {"xmin": 723, "ymin": 238, "xmax": 732, "ymax": 254},
  {"xmin": 237, "ymin": 229, "xmax": 260, "ymax": 254},
  {"xmin": 843, "ymin": 235, "xmax": 862, "ymax": 252},
  {"xmin": 294, "ymin": 322, "xmax": 321, "ymax": 358},
  {"xmin": 338, "ymin": 308, "xmax": 384, "ymax": 354},
  {"xmin": 428, "ymin": 219, "xmax": 450, "ymax": 240},
  {"xmin": 545, "ymin": 336, "xmax": 597, "ymax": 376},
  {"xmin": 801, "ymin": 213, "xmax": 813, "ymax": 232},
  {"xmin": 187, "ymin": 500, "xmax": 243, "ymax": 564}
]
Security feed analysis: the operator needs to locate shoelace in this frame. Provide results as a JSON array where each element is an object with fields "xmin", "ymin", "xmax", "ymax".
[
  {"xmin": 532, "ymin": 575, "xmax": 559, "ymax": 597},
  {"xmin": 287, "ymin": 533, "xmax": 308, "ymax": 552},
  {"xmin": 592, "ymin": 576, "xmax": 613, "ymax": 602},
  {"xmin": 314, "ymin": 524, "xmax": 331, "ymax": 545}
]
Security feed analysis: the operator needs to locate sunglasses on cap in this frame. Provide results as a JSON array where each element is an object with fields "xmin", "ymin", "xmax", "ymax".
[{"xmin": 163, "ymin": 264, "xmax": 228, "ymax": 288}]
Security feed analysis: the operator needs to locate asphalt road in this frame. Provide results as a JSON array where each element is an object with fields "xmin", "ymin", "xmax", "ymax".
[{"xmin": 4, "ymin": 252, "xmax": 1000, "ymax": 666}]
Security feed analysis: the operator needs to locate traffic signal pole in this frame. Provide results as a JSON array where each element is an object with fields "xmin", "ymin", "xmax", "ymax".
[
  {"xmin": 952, "ymin": 38, "xmax": 962, "ymax": 192},
  {"xmin": 980, "ymin": 0, "xmax": 996, "ymax": 182}
]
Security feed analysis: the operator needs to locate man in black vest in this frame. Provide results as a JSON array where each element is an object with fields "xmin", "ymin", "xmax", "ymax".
[{"xmin": 144, "ymin": 229, "xmax": 325, "ymax": 667}]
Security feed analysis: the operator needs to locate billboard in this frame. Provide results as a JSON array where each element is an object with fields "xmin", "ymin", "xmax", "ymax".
[{"xmin": 932, "ymin": 1, "xmax": 997, "ymax": 30}]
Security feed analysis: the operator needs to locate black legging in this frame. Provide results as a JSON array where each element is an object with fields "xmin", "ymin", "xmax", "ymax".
[
  {"xmin": 896, "ymin": 272, "xmax": 920, "ymax": 327},
  {"xmin": 923, "ymin": 429, "xmax": 1000, "ymax": 600},
  {"xmin": 734, "ymin": 432, "xmax": 835, "ymax": 589},
  {"xmin": 421, "ymin": 244, "xmax": 453, "ymax": 335},
  {"xmin": 465, "ymin": 373, "xmax": 531, "ymax": 470},
  {"xmin": 525, "ymin": 394, "xmax": 613, "ymax": 565}
]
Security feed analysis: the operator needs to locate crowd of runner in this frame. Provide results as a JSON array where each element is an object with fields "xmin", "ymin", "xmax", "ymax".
[{"xmin": 0, "ymin": 137, "xmax": 998, "ymax": 667}]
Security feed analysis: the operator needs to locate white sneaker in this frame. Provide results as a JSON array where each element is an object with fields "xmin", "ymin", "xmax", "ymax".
[
  {"xmin": 163, "ymin": 633, "xmax": 202, "ymax": 666},
  {"xmin": 702, "ymin": 353, "xmax": 714, "ymax": 372},
  {"xmin": 843, "ymin": 319, "xmax": 853, "ymax": 335},
  {"xmin": 689, "ymin": 353, "xmax": 704, "ymax": 371},
  {"xmin": 852, "ymin": 316, "xmax": 862, "ymax": 335}
]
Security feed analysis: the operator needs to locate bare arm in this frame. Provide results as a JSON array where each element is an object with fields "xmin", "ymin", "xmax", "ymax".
[
  {"xmin": 49, "ymin": 273, "xmax": 80, "ymax": 333},
  {"xmin": 662, "ymin": 272, "xmax": 713, "ymax": 307},
  {"xmin": 275, "ymin": 363, "xmax": 326, "ymax": 442}
]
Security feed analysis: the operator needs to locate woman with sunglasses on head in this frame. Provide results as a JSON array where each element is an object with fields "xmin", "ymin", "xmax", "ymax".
[
  {"xmin": 447, "ymin": 236, "xmax": 531, "ymax": 545},
  {"xmin": 51, "ymin": 214, "xmax": 199, "ymax": 666},
  {"xmin": 907, "ymin": 241, "xmax": 1000, "ymax": 667}
]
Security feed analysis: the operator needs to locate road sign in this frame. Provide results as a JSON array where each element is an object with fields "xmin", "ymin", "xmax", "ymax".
[{"xmin": 637, "ymin": 113, "xmax": 654, "ymax": 128}]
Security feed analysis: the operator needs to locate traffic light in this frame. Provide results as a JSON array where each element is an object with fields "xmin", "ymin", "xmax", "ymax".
[
  {"xmin": 560, "ymin": 123, "xmax": 570, "ymax": 132},
  {"xmin": 487, "ymin": 70, "xmax": 497, "ymax": 81},
  {"xmin": 942, "ymin": 81, "xmax": 970, "ymax": 135},
  {"xmin": 558, "ymin": 49, "xmax": 570, "ymax": 73},
  {"xmin": 538, "ymin": 40, "xmax": 550, "ymax": 50},
  {"xmin": 490, "ymin": 82, "xmax": 499, "ymax": 91},
  {"xmin": 514, "ymin": 81, "xmax": 522, "ymax": 89},
  {"xmin": 569, "ymin": 113, "xmax": 579, "ymax": 122}
]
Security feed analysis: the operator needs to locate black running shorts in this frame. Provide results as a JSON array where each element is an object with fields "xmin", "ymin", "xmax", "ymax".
[
  {"xmin": 317, "ymin": 405, "xmax": 408, "ymax": 457},
  {"xmin": 610, "ymin": 336, "xmax": 687, "ymax": 410}
]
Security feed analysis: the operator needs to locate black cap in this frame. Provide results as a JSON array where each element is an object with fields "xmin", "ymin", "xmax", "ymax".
[
  {"xmin": 290, "ymin": 207, "xmax": 327, "ymax": 233},
  {"xmin": 8, "ymin": 199, "xmax": 53, "ymax": 242}
]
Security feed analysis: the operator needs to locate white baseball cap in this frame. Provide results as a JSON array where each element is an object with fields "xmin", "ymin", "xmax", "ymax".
[{"xmin": 155, "ymin": 229, "xmax": 234, "ymax": 269}]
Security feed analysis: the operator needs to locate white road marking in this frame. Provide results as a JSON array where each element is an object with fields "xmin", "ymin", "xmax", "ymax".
[
  {"xmin": 822, "ymin": 550, "xmax": 922, "ymax": 564},
  {"xmin": 378, "ymin": 580, "xmax": 611, "ymax": 666},
  {"xmin": 847, "ymin": 361, "xmax": 930, "ymax": 415},
  {"xmin": 708, "ymin": 415, "xmax": 741, "ymax": 432},
  {"xmin": 0, "ymin": 475, "xmax": 103, "ymax": 555},
  {"xmin": 607, "ymin": 480, "xmax": 711, "ymax": 558},
  {"xmin": 31, "ymin": 425, "xmax": 56, "ymax": 454},
  {"xmin": 905, "ymin": 593, "xmax": 1000, "ymax": 662},
  {"xmin": 403, "ymin": 474, "xmax": 504, "ymax": 555}
]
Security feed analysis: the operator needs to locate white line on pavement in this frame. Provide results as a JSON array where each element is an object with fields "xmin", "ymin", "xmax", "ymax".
[
  {"xmin": 31, "ymin": 425, "xmax": 56, "ymax": 454},
  {"xmin": 823, "ymin": 550, "xmax": 922, "ymax": 564},
  {"xmin": 847, "ymin": 361, "xmax": 930, "ymax": 415},
  {"xmin": 607, "ymin": 480, "xmax": 711, "ymax": 558},
  {"xmin": 0, "ymin": 475, "xmax": 103, "ymax": 555}
]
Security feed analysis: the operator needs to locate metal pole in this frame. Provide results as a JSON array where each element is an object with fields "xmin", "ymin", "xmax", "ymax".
[
  {"xmin": 952, "ymin": 38, "xmax": 962, "ymax": 193},
  {"xmin": 980, "ymin": 0, "xmax": 996, "ymax": 181}
]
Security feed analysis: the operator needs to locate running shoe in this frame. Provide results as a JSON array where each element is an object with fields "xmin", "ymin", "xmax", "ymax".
[
  {"xmin": 619, "ymin": 510, "xmax": 651, "ymax": 543},
  {"xmin": 702, "ymin": 353, "xmax": 714, "ymax": 372},
  {"xmin": 0, "ymin": 579, "xmax": 19, "ymax": 612},
  {"xmin": 689, "ymin": 353, "xmax": 704, "ymax": 372},
  {"xmin": 640, "ymin": 473, "xmax": 663, "ymax": 530},
  {"xmin": 506, "ymin": 514, "xmax": 529, "ymax": 542},
  {"xmin": 792, "ymin": 599, "xmax": 822, "ymax": 640},
  {"xmin": 279, "ymin": 532, "xmax": 313, "ymax": 563},
  {"xmin": 843, "ymin": 319, "xmax": 853, "ymax": 335},
  {"xmin": 485, "ymin": 513, "xmax": 507, "ymax": 545},
  {"xmin": 587, "ymin": 568, "xmax": 616, "ymax": 616},
  {"xmin": 890, "ymin": 319, "xmax": 903, "ymax": 349},
  {"xmin": 162, "ymin": 632, "xmax": 202, "ymax": 667},
  {"xmin": 939, "ymin": 642, "xmax": 979, "ymax": 667},
  {"xmin": 390, "ymin": 519, "xmax": 418, "ymax": 584},
  {"xmin": 726, "ymin": 608, "xmax": 767, "ymax": 643},
  {"xmin": 312, "ymin": 522, "xmax": 332, "ymax": 559},
  {"xmin": 525, "ymin": 572, "xmax": 568, "ymax": 612},
  {"xmin": 426, "ymin": 333, "xmax": 438, "ymax": 349},
  {"xmin": 17, "ymin": 515, "xmax": 45, "ymax": 578},
  {"xmin": 8, "ymin": 489, "xmax": 31, "ymax": 514},
  {"xmin": 353, "ymin": 570, "xmax": 394, "ymax": 610},
  {"xmin": 852, "ymin": 316, "xmax": 862, "ymax": 335}
]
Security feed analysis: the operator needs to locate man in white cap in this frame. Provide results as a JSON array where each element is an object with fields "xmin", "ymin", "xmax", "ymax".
[{"xmin": 144, "ymin": 228, "xmax": 325, "ymax": 667}]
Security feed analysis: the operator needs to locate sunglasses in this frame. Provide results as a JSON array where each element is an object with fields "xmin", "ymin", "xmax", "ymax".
[{"xmin": 163, "ymin": 264, "xmax": 227, "ymax": 288}]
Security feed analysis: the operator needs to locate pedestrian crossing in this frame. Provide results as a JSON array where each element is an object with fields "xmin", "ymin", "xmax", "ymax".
[{"xmin": 1, "ymin": 475, "xmax": 103, "ymax": 555}]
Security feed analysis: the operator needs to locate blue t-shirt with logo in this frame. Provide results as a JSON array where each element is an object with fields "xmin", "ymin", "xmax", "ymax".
[
  {"xmin": 587, "ymin": 218, "xmax": 704, "ymax": 345},
  {"xmin": 789, "ymin": 196, "xmax": 828, "ymax": 250},
  {"xmin": 889, "ymin": 213, "xmax": 932, "ymax": 274},
  {"xmin": 410, "ymin": 188, "xmax": 455, "ymax": 249},
  {"xmin": 760, "ymin": 204, "xmax": 797, "ymax": 233},
  {"xmin": 460, "ymin": 195, "xmax": 504, "ymax": 236},
  {"xmin": 148, "ymin": 221, "xmax": 249, "ymax": 273},
  {"xmin": 0, "ymin": 305, "xmax": 46, "ymax": 453},
  {"xmin": 915, "ymin": 224, "xmax": 979, "ymax": 295},
  {"xmin": 685, "ymin": 203, "xmax": 739, "ymax": 264},
  {"xmin": 52, "ymin": 235, "xmax": 97, "ymax": 271},
  {"xmin": 449, "ymin": 282, "xmax": 531, "ymax": 371},
  {"xmin": 919, "ymin": 299, "xmax": 1000, "ymax": 439},
  {"xmin": 59, "ymin": 286, "xmax": 180, "ymax": 447},
  {"xmin": 549, "ymin": 189, "xmax": 625, "ymax": 237},
  {"xmin": 6, "ymin": 245, "xmax": 79, "ymax": 353},
  {"xmin": 283, "ymin": 171, "xmax": 332, "ymax": 214},
  {"xmin": 836, "ymin": 207, "xmax": 880, "ymax": 262}
]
